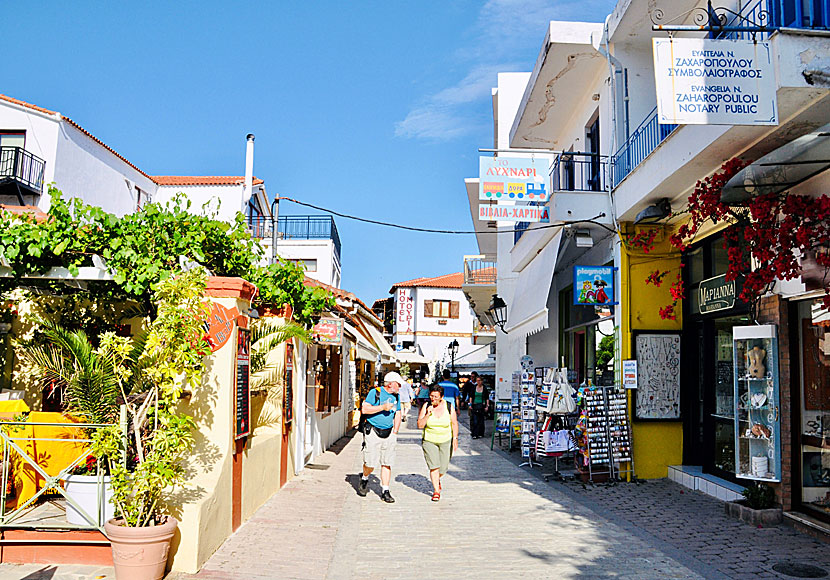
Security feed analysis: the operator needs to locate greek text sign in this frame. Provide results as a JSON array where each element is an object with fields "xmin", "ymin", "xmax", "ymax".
[
  {"xmin": 479, "ymin": 157, "xmax": 549, "ymax": 201},
  {"xmin": 312, "ymin": 317, "xmax": 343, "ymax": 345},
  {"xmin": 698, "ymin": 274, "xmax": 737, "ymax": 314},
  {"xmin": 478, "ymin": 204, "xmax": 550, "ymax": 222},
  {"xmin": 396, "ymin": 287, "xmax": 414, "ymax": 334},
  {"xmin": 653, "ymin": 38, "xmax": 777, "ymax": 126}
]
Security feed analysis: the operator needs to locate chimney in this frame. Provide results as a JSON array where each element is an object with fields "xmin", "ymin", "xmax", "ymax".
[{"xmin": 242, "ymin": 133, "xmax": 255, "ymax": 214}]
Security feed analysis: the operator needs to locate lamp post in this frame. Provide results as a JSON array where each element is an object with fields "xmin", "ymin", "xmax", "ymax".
[
  {"xmin": 488, "ymin": 294, "xmax": 508, "ymax": 333},
  {"xmin": 449, "ymin": 339, "xmax": 459, "ymax": 374}
]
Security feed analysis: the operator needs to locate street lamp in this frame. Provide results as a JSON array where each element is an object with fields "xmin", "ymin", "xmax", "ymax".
[
  {"xmin": 488, "ymin": 294, "xmax": 508, "ymax": 333},
  {"xmin": 448, "ymin": 339, "xmax": 459, "ymax": 374}
]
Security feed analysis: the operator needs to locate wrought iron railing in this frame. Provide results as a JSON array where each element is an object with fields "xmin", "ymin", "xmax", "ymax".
[
  {"xmin": 0, "ymin": 147, "xmax": 45, "ymax": 194},
  {"xmin": 611, "ymin": 107, "xmax": 678, "ymax": 187},
  {"xmin": 0, "ymin": 421, "xmax": 115, "ymax": 531},
  {"xmin": 463, "ymin": 257, "xmax": 496, "ymax": 285},
  {"xmin": 720, "ymin": 0, "xmax": 830, "ymax": 39},
  {"xmin": 551, "ymin": 152, "xmax": 609, "ymax": 192},
  {"xmin": 278, "ymin": 216, "xmax": 341, "ymax": 260},
  {"xmin": 246, "ymin": 215, "xmax": 273, "ymax": 240}
]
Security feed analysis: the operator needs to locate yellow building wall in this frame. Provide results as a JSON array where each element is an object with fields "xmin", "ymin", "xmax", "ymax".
[{"xmin": 619, "ymin": 223, "xmax": 684, "ymax": 479}]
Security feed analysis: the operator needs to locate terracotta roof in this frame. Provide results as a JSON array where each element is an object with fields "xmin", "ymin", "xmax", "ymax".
[
  {"xmin": 389, "ymin": 272, "xmax": 464, "ymax": 293},
  {"xmin": 0, "ymin": 204, "xmax": 48, "ymax": 222},
  {"xmin": 0, "ymin": 94, "xmax": 153, "ymax": 182},
  {"xmin": 303, "ymin": 277, "xmax": 381, "ymax": 322},
  {"xmin": 153, "ymin": 176, "xmax": 265, "ymax": 187}
]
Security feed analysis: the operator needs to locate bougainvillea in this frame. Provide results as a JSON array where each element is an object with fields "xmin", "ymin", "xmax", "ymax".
[{"xmin": 647, "ymin": 157, "xmax": 830, "ymax": 318}]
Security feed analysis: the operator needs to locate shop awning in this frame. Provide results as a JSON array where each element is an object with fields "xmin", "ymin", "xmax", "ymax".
[
  {"xmin": 364, "ymin": 323, "xmax": 397, "ymax": 363},
  {"xmin": 504, "ymin": 231, "xmax": 561, "ymax": 338},
  {"xmin": 395, "ymin": 351, "xmax": 431, "ymax": 365},
  {"xmin": 344, "ymin": 323, "xmax": 379, "ymax": 361}
]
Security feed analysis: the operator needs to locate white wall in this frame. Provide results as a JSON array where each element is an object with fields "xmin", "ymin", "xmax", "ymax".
[
  {"xmin": 276, "ymin": 239, "xmax": 341, "ymax": 288},
  {"xmin": 154, "ymin": 184, "xmax": 259, "ymax": 222},
  {"xmin": 0, "ymin": 102, "xmax": 60, "ymax": 191}
]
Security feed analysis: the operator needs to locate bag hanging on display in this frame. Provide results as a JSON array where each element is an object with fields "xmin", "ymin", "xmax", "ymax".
[
  {"xmin": 547, "ymin": 379, "xmax": 576, "ymax": 414},
  {"xmin": 544, "ymin": 430, "xmax": 571, "ymax": 453}
]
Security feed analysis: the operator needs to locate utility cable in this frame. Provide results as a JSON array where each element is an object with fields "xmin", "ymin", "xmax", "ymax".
[{"xmin": 275, "ymin": 196, "xmax": 617, "ymax": 234}]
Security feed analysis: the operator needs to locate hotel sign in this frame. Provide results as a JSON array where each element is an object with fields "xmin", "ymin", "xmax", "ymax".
[
  {"xmin": 653, "ymin": 38, "xmax": 777, "ymax": 126},
  {"xmin": 698, "ymin": 274, "xmax": 736, "ymax": 314}
]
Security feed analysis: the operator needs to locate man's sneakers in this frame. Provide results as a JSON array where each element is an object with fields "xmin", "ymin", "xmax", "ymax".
[
  {"xmin": 381, "ymin": 490, "xmax": 395, "ymax": 503},
  {"xmin": 357, "ymin": 477, "xmax": 369, "ymax": 497}
]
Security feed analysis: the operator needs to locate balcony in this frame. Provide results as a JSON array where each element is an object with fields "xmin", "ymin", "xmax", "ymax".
[
  {"xmin": 551, "ymin": 152, "xmax": 608, "ymax": 193},
  {"xmin": 246, "ymin": 215, "xmax": 273, "ymax": 240},
  {"xmin": 462, "ymin": 255, "xmax": 497, "ymax": 323},
  {"xmin": 0, "ymin": 147, "xmax": 45, "ymax": 202},
  {"xmin": 277, "ymin": 215, "xmax": 341, "ymax": 261},
  {"xmin": 611, "ymin": 107, "xmax": 678, "ymax": 188},
  {"xmin": 721, "ymin": 0, "xmax": 830, "ymax": 40},
  {"xmin": 472, "ymin": 322, "xmax": 496, "ymax": 346}
]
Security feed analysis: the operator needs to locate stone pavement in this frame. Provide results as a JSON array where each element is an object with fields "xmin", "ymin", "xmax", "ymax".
[
  {"xmin": 170, "ymin": 409, "xmax": 704, "ymax": 579},
  {"xmin": 0, "ymin": 564, "xmax": 113, "ymax": 580}
]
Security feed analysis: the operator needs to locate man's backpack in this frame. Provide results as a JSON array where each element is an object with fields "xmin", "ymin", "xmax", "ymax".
[{"xmin": 358, "ymin": 386, "xmax": 399, "ymax": 437}]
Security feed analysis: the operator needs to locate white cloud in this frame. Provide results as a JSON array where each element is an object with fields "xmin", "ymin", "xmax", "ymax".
[{"xmin": 395, "ymin": 0, "xmax": 605, "ymax": 141}]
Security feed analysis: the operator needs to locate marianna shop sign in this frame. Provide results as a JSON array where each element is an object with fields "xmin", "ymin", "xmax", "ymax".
[{"xmin": 698, "ymin": 274, "xmax": 739, "ymax": 314}]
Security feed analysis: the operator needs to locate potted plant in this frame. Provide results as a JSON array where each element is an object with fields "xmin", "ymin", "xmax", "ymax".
[
  {"xmin": 64, "ymin": 454, "xmax": 115, "ymax": 526},
  {"xmin": 724, "ymin": 482, "xmax": 783, "ymax": 526},
  {"xmin": 91, "ymin": 269, "xmax": 210, "ymax": 580},
  {"xmin": 0, "ymin": 300, "xmax": 16, "ymax": 334}
]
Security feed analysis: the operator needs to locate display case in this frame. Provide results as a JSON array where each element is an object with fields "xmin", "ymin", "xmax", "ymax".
[{"xmin": 733, "ymin": 325, "xmax": 781, "ymax": 482}]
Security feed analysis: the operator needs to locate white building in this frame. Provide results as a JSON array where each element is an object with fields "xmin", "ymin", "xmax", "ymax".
[
  {"xmin": 0, "ymin": 94, "xmax": 273, "ymax": 255},
  {"xmin": 274, "ymin": 215, "xmax": 342, "ymax": 288},
  {"xmin": 391, "ymin": 272, "xmax": 495, "ymax": 376}
]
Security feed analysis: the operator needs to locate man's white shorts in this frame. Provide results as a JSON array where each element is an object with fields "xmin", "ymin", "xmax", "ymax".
[{"xmin": 363, "ymin": 428, "xmax": 397, "ymax": 469}]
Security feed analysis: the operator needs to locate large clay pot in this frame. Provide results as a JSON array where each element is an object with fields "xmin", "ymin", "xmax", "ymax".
[
  {"xmin": 105, "ymin": 516, "xmax": 177, "ymax": 580},
  {"xmin": 65, "ymin": 474, "xmax": 114, "ymax": 526}
]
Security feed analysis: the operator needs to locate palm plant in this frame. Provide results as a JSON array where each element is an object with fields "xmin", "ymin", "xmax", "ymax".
[
  {"xmin": 250, "ymin": 318, "xmax": 309, "ymax": 390},
  {"xmin": 20, "ymin": 321, "xmax": 150, "ymax": 424}
]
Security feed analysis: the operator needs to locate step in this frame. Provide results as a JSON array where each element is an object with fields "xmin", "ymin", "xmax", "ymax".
[{"xmin": 668, "ymin": 465, "xmax": 745, "ymax": 502}]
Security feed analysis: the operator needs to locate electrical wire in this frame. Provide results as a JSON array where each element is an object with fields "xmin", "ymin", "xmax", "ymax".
[{"xmin": 275, "ymin": 196, "xmax": 617, "ymax": 235}]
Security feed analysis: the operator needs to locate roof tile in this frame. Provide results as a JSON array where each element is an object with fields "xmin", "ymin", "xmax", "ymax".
[
  {"xmin": 389, "ymin": 272, "xmax": 464, "ymax": 293},
  {"xmin": 153, "ymin": 176, "xmax": 264, "ymax": 186}
]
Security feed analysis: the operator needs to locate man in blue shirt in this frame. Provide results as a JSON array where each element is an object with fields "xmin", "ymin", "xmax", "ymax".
[
  {"xmin": 439, "ymin": 369, "xmax": 460, "ymax": 410},
  {"xmin": 357, "ymin": 372, "xmax": 403, "ymax": 503}
]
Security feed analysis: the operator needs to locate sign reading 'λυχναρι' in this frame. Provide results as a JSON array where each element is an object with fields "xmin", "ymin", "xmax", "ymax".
[
  {"xmin": 479, "ymin": 157, "xmax": 549, "ymax": 201},
  {"xmin": 652, "ymin": 38, "xmax": 778, "ymax": 126},
  {"xmin": 698, "ymin": 274, "xmax": 737, "ymax": 314}
]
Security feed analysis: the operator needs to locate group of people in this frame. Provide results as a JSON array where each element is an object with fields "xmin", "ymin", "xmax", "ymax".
[{"xmin": 356, "ymin": 370, "xmax": 490, "ymax": 504}]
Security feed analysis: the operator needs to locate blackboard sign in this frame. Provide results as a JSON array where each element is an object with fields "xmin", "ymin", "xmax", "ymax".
[
  {"xmin": 235, "ymin": 329, "xmax": 251, "ymax": 439},
  {"xmin": 634, "ymin": 332, "xmax": 681, "ymax": 420},
  {"xmin": 284, "ymin": 342, "xmax": 294, "ymax": 428}
]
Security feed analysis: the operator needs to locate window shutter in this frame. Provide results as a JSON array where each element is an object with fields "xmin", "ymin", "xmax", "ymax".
[
  {"xmin": 450, "ymin": 301, "xmax": 460, "ymax": 319},
  {"xmin": 329, "ymin": 350, "xmax": 341, "ymax": 408},
  {"xmin": 424, "ymin": 299, "xmax": 433, "ymax": 318}
]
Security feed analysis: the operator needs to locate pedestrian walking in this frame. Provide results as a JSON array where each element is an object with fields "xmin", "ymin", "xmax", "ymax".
[
  {"xmin": 417, "ymin": 384, "xmax": 458, "ymax": 502},
  {"xmin": 438, "ymin": 369, "xmax": 460, "ymax": 410},
  {"xmin": 398, "ymin": 378, "xmax": 414, "ymax": 417},
  {"xmin": 467, "ymin": 374, "xmax": 490, "ymax": 439},
  {"xmin": 357, "ymin": 372, "xmax": 403, "ymax": 503},
  {"xmin": 461, "ymin": 371, "xmax": 478, "ymax": 411},
  {"xmin": 415, "ymin": 377, "xmax": 430, "ymax": 407}
]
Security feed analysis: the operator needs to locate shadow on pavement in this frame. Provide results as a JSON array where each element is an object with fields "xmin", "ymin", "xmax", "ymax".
[
  {"xmin": 394, "ymin": 472, "xmax": 432, "ymax": 496},
  {"xmin": 20, "ymin": 567, "xmax": 57, "ymax": 580}
]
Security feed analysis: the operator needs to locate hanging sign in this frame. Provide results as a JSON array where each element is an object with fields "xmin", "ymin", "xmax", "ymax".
[
  {"xmin": 204, "ymin": 303, "xmax": 240, "ymax": 352},
  {"xmin": 396, "ymin": 287, "xmax": 414, "ymax": 334},
  {"xmin": 653, "ymin": 38, "xmax": 777, "ymax": 126},
  {"xmin": 313, "ymin": 317, "xmax": 343, "ymax": 345},
  {"xmin": 235, "ymin": 328, "xmax": 251, "ymax": 439},
  {"xmin": 698, "ymin": 274, "xmax": 737, "ymax": 314},
  {"xmin": 573, "ymin": 266, "xmax": 616, "ymax": 305},
  {"xmin": 478, "ymin": 204, "xmax": 550, "ymax": 222},
  {"xmin": 479, "ymin": 157, "xmax": 548, "ymax": 201}
]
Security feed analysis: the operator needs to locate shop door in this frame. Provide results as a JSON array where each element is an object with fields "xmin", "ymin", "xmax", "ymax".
[
  {"xmin": 682, "ymin": 322, "xmax": 705, "ymax": 466},
  {"xmin": 575, "ymin": 331, "xmax": 585, "ymax": 385}
]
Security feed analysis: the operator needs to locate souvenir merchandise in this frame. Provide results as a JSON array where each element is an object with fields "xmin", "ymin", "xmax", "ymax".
[{"xmin": 576, "ymin": 385, "xmax": 633, "ymax": 482}]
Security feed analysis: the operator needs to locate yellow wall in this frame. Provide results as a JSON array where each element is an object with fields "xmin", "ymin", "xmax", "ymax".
[{"xmin": 620, "ymin": 223, "xmax": 684, "ymax": 479}]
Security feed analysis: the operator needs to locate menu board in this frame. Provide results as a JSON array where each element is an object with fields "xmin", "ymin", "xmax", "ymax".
[
  {"xmin": 235, "ymin": 329, "xmax": 251, "ymax": 439},
  {"xmin": 634, "ymin": 333, "xmax": 681, "ymax": 420}
]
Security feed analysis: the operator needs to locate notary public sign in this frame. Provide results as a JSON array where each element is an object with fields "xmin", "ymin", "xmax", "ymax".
[
  {"xmin": 653, "ymin": 38, "xmax": 777, "ymax": 126},
  {"xmin": 478, "ymin": 204, "xmax": 549, "ymax": 222},
  {"xmin": 478, "ymin": 157, "xmax": 548, "ymax": 201}
]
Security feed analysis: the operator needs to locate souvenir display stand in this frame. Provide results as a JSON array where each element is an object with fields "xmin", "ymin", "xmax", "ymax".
[
  {"xmin": 534, "ymin": 367, "xmax": 578, "ymax": 479},
  {"xmin": 574, "ymin": 385, "xmax": 633, "ymax": 482},
  {"xmin": 519, "ymin": 370, "xmax": 538, "ymax": 467},
  {"xmin": 732, "ymin": 325, "xmax": 781, "ymax": 482}
]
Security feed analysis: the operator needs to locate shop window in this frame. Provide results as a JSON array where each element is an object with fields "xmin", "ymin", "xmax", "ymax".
[
  {"xmin": 289, "ymin": 258, "xmax": 317, "ymax": 272},
  {"xmin": 687, "ymin": 247, "xmax": 705, "ymax": 285},
  {"xmin": 424, "ymin": 300, "xmax": 459, "ymax": 319},
  {"xmin": 0, "ymin": 132, "xmax": 25, "ymax": 149}
]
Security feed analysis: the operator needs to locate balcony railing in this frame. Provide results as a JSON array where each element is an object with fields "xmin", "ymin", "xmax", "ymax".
[
  {"xmin": 551, "ymin": 152, "xmax": 609, "ymax": 192},
  {"xmin": 463, "ymin": 257, "xmax": 496, "ymax": 285},
  {"xmin": 0, "ymin": 147, "xmax": 45, "ymax": 194},
  {"xmin": 247, "ymin": 215, "xmax": 273, "ymax": 240},
  {"xmin": 611, "ymin": 107, "xmax": 678, "ymax": 187},
  {"xmin": 278, "ymin": 215, "xmax": 341, "ymax": 260},
  {"xmin": 721, "ymin": 0, "xmax": 830, "ymax": 40}
]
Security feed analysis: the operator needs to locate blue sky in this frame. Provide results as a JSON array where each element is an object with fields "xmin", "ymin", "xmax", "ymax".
[{"xmin": 5, "ymin": 0, "xmax": 616, "ymax": 305}]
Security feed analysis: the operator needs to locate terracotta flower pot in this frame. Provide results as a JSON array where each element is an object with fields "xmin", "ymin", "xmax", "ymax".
[{"xmin": 105, "ymin": 516, "xmax": 177, "ymax": 580}]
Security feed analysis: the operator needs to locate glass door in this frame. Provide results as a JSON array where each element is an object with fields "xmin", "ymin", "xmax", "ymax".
[
  {"xmin": 712, "ymin": 317, "xmax": 740, "ymax": 475},
  {"xmin": 798, "ymin": 300, "xmax": 830, "ymax": 521}
]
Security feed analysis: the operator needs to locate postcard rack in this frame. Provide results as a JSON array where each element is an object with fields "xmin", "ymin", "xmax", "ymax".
[{"xmin": 578, "ymin": 385, "xmax": 633, "ymax": 482}]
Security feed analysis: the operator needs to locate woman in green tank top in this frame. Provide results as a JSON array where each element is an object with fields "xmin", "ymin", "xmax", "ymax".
[{"xmin": 417, "ymin": 384, "xmax": 458, "ymax": 501}]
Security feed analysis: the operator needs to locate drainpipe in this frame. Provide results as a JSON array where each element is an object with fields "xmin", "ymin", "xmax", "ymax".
[
  {"xmin": 597, "ymin": 15, "xmax": 622, "ymax": 228},
  {"xmin": 242, "ymin": 134, "xmax": 255, "ymax": 215}
]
